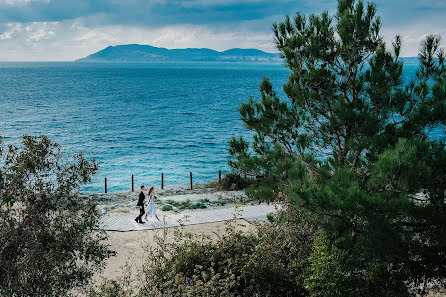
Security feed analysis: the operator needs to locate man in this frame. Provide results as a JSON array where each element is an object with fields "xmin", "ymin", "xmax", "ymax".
[{"xmin": 135, "ymin": 185, "xmax": 146, "ymax": 224}]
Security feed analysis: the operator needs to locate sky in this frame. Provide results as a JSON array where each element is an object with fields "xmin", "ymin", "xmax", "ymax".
[{"xmin": 0, "ymin": 0, "xmax": 445, "ymax": 61}]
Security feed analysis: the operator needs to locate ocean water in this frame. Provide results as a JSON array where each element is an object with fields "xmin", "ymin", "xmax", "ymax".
[
  {"xmin": 0, "ymin": 62, "xmax": 290, "ymax": 192},
  {"xmin": 0, "ymin": 62, "xmax": 443, "ymax": 192}
]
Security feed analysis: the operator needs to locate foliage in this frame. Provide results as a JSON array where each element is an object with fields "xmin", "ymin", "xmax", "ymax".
[
  {"xmin": 96, "ymin": 206, "xmax": 310, "ymax": 297},
  {"xmin": 192, "ymin": 202, "xmax": 207, "ymax": 209},
  {"xmin": 88, "ymin": 266, "xmax": 135, "ymax": 297},
  {"xmin": 89, "ymin": 279, "xmax": 134, "ymax": 297},
  {"xmin": 228, "ymin": 0, "xmax": 446, "ymax": 295},
  {"xmin": 140, "ymin": 224, "xmax": 259, "ymax": 297},
  {"xmin": 210, "ymin": 172, "xmax": 255, "ymax": 192},
  {"xmin": 162, "ymin": 199, "xmax": 207, "ymax": 210},
  {"xmin": 304, "ymin": 231, "xmax": 411, "ymax": 297},
  {"xmin": 241, "ymin": 207, "xmax": 315, "ymax": 297},
  {"xmin": 305, "ymin": 232, "xmax": 350, "ymax": 297},
  {"xmin": 161, "ymin": 204, "xmax": 174, "ymax": 211},
  {"xmin": 0, "ymin": 135, "xmax": 113, "ymax": 297}
]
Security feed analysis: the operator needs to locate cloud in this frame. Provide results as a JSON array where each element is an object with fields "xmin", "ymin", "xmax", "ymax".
[
  {"xmin": 0, "ymin": 20, "xmax": 276, "ymax": 61},
  {"xmin": 0, "ymin": 21, "xmax": 56, "ymax": 41},
  {"xmin": 0, "ymin": 0, "xmax": 445, "ymax": 60},
  {"xmin": 1, "ymin": 0, "xmax": 49, "ymax": 5},
  {"xmin": 0, "ymin": 0, "xmax": 301, "ymax": 25},
  {"xmin": 0, "ymin": 23, "xmax": 23, "ymax": 39},
  {"xmin": 27, "ymin": 25, "xmax": 55, "ymax": 41}
]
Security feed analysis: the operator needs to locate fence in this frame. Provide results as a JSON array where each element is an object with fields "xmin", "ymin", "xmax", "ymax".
[{"xmin": 103, "ymin": 170, "xmax": 223, "ymax": 193}]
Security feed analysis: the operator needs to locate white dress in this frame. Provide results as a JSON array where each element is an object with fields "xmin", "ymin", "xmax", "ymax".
[{"xmin": 145, "ymin": 192, "xmax": 157, "ymax": 216}]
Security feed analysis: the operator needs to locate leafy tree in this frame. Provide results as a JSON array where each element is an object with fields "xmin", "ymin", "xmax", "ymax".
[
  {"xmin": 0, "ymin": 136, "xmax": 113, "ymax": 297},
  {"xmin": 229, "ymin": 0, "xmax": 446, "ymax": 294}
]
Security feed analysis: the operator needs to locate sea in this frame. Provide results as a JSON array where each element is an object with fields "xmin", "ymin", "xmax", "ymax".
[{"xmin": 0, "ymin": 61, "xmax": 443, "ymax": 192}]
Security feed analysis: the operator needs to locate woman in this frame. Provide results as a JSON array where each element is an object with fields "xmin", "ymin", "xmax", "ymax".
[{"xmin": 144, "ymin": 187, "xmax": 160, "ymax": 221}]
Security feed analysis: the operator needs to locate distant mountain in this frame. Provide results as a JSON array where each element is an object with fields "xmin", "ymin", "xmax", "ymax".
[{"xmin": 76, "ymin": 44, "xmax": 281, "ymax": 63}]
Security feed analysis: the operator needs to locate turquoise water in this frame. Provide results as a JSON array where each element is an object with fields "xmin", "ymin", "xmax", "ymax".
[
  {"xmin": 0, "ymin": 62, "xmax": 442, "ymax": 192},
  {"xmin": 0, "ymin": 62, "xmax": 289, "ymax": 191}
]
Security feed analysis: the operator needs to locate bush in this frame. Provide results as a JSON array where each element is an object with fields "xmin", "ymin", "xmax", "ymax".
[
  {"xmin": 0, "ymin": 136, "xmax": 113, "ymax": 297},
  {"xmin": 137, "ymin": 206, "xmax": 315, "ymax": 297},
  {"xmin": 89, "ymin": 280, "xmax": 134, "ymax": 297},
  {"xmin": 217, "ymin": 173, "xmax": 255, "ymax": 191},
  {"xmin": 162, "ymin": 199, "xmax": 207, "ymax": 211},
  {"xmin": 141, "ymin": 231, "xmax": 259, "ymax": 296},
  {"xmin": 88, "ymin": 266, "xmax": 135, "ymax": 297},
  {"xmin": 161, "ymin": 204, "xmax": 174, "ymax": 211},
  {"xmin": 191, "ymin": 202, "xmax": 206, "ymax": 209}
]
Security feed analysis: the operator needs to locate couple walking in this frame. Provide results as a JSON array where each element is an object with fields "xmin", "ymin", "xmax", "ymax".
[{"xmin": 135, "ymin": 185, "xmax": 160, "ymax": 224}]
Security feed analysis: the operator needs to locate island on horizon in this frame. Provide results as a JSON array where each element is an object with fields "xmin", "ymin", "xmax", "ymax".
[
  {"xmin": 76, "ymin": 44, "xmax": 421, "ymax": 65},
  {"xmin": 76, "ymin": 44, "xmax": 282, "ymax": 63}
]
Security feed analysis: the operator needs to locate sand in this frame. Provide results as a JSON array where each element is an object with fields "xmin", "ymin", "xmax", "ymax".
[{"xmin": 95, "ymin": 219, "xmax": 256, "ymax": 283}]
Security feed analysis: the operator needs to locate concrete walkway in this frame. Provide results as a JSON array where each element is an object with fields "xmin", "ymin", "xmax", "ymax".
[{"xmin": 100, "ymin": 204, "xmax": 277, "ymax": 231}]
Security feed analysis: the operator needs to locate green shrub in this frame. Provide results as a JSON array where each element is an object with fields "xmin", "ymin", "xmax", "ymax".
[
  {"xmin": 161, "ymin": 200, "xmax": 208, "ymax": 211},
  {"xmin": 266, "ymin": 213, "xmax": 275, "ymax": 222},
  {"xmin": 218, "ymin": 173, "xmax": 255, "ymax": 191},
  {"xmin": 215, "ymin": 199, "xmax": 227, "ymax": 206},
  {"xmin": 191, "ymin": 202, "xmax": 206, "ymax": 209},
  {"xmin": 161, "ymin": 204, "xmax": 174, "ymax": 211},
  {"xmin": 141, "ymin": 232, "xmax": 259, "ymax": 297},
  {"xmin": 165, "ymin": 199, "xmax": 178, "ymax": 206},
  {"xmin": 0, "ymin": 136, "xmax": 113, "ymax": 297},
  {"xmin": 138, "ymin": 207, "xmax": 315, "ymax": 297}
]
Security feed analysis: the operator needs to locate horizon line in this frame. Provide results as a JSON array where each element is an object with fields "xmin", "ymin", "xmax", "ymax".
[{"xmin": 0, "ymin": 56, "xmax": 421, "ymax": 63}]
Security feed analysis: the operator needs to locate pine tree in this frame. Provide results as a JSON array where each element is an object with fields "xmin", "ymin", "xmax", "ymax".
[{"xmin": 229, "ymin": 0, "xmax": 446, "ymax": 294}]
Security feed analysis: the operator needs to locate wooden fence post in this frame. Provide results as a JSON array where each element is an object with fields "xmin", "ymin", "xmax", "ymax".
[
  {"xmin": 190, "ymin": 172, "xmax": 193, "ymax": 190},
  {"xmin": 161, "ymin": 173, "xmax": 164, "ymax": 190},
  {"xmin": 131, "ymin": 175, "xmax": 134, "ymax": 192},
  {"xmin": 104, "ymin": 178, "xmax": 107, "ymax": 193},
  {"xmin": 219, "ymin": 170, "xmax": 222, "ymax": 183}
]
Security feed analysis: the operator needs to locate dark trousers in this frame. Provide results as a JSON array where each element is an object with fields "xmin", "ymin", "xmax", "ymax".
[{"xmin": 136, "ymin": 206, "xmax": 145, "ymax": 222}]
